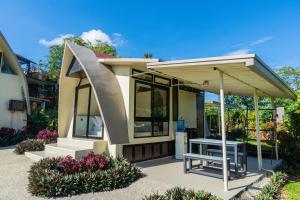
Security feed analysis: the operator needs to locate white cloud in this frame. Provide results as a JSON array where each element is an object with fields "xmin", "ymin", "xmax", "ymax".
[
  {"xmin": 80, "ymin": 29, "xmax": 112, "ymax": 45},
  {"xmin": 227, "ymin": 48, "xmax": 251, "ymax": 56},
  {"xmin": 226, "ymin": 35, "xmax": 274, "ymax": 56},
  {"xmin": 250, "ymin": 36, "xmax": 273, "ymax": 46},
  {"xmin": 39, "ymin": 33, "xmax": 74, "ymax": 46},
  {"xmin": 111, "ymin": 33, "xmax": 124, "ymax": 46},
  {"xmin": 39, "ymin": 29, "xmax": 124, "ymax": 47}
]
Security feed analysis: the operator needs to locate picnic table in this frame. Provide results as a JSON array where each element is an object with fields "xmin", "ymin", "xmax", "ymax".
[{"xmin": 189, "ymin": 138, "xmax": 247, "ymax": 175}]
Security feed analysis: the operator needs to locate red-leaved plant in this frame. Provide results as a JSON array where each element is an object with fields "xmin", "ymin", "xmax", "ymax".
[
  {"xmin": 57, "ymin": 152, "xmax": 108, "ymax": 174},
  {"xmin": 0, "ymin": 127, "xmax": 16, "ymax": 139},
  {"xmin": 37, "ymin": 129, "xmax": 58, "ymax": 143},
  {"xmin": 83, "ymin": 152, "xmax": 107, "ymax": 171},
  {"xmin": 58, "ymin": 156, "xmax": 86, "ymax": 174}
]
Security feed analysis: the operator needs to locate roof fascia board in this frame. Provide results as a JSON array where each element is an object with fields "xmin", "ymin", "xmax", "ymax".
[
  {"xmin": 148, "ymin": 54, "xmax": 255, "ymax": 68},
  {"xmin": 246, "ymin": 57, "xmax": 296, "ymax": 99}
]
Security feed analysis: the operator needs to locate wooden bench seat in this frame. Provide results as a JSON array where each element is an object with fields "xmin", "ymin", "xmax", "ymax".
[{"xmin": 183, "ymin": 153, "xmax": 231, "ymax": 179}]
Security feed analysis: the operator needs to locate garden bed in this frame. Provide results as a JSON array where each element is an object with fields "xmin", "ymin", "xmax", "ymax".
[
  {"xmin": 14, "ymin": 129, "xmax": 58, "ymax": 154},
  {"xmin": 28, "ymin": 152, "xmax": 142, "ymax": 197},
  {"xmin": 0, "ymin": 127, "xmax": 34, "ymax": 147},
  {"xmin": 280, "ymin": 165, "xmax": 300, "ymax": 200},
  {"xmin": 143, "ymin": 187, "xmax": 221, "ymax": 200}
]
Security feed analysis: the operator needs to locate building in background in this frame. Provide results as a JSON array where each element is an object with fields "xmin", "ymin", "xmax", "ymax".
[
  {"xmin": 17, "ymin": 54, "xmax": 58, "ymax": 111},
  {"xmin": 0, "ymin": 32, "xmax": 30, "ymax": 130}
]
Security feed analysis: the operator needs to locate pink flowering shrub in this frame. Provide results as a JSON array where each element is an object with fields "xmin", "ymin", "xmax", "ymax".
[
  {"xmin": 57, "ymin": 152, "xmax": 108, "ymax": 174},
  {"xmin": 83, "ymin": 152, "xmax": 107, "ymax": 171},
  {"xmin": 37, "ymin": 129, "xmax": 58, "ymax": 143}
]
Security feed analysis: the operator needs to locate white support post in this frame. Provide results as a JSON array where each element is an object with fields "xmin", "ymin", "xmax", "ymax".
[
  {"xmin": 218, "ymin": 95, "xmax": 221, "ymax": 135},
  {"xmin": 272, "ymin": 99, "xmax": 279, "ymax": 160},
  {"xmin": 254, "ymin": 89, "xmax": 263, "ymax": 171},
  {"xmin": 219, "ymin": 71, "xmax": 228, "ymax": 192}
]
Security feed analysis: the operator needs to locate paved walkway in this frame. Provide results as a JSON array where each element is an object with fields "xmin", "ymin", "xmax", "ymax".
[
  {"xmin": 0, "ymin": 146, "xmax": 280, "ymax": 200},
  {"xmin": 0, "ymin": 146, "xmax": 171, "ymax": 200}
]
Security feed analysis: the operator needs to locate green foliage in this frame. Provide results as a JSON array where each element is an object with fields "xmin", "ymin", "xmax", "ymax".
[
  {"xmin": 278, "ymin": 112, "xmax": 300, "ymax": 163},
  {"xmin": 144, "ymin": 53, "xmax": 153, "ymax": 58},
  {"xmin": 253, "ymin": 172, "xmax": 287, "ymax": 200},
  {"xmin": 45, "ymin": 36, "xmax": 116, "ymax": 81},
  {"xmin": 28, "ymin": 155, "xmax": 141, "ymax": 197},
  {"xmin": 86, "ymin": 41, "xmax": 116, "ymax": 56},
  {"xmin": 46, "ymin": 44, "xmax": 64, "ymax": 80},
  {"xmin": 14, "ymin": 139, "xmax": 45, "ymax": 154},
  {"xmin": 143, "ymin": 187, "xmax": 221, "ymax": 200},
  {"xmin": 225, "ymin": 96, "xmax": 254, "ymax": 110},
  {"xmin": 281, "ymin": 165, "xmax": 300, "ymax": 200},
  {"xmin": 276, "ymin": 66, "xmax": 300, "ymax": 92},
  {"xmin": 227, "ymin": 128, "xmax": 245, "ymax": 140},
  {"xmin": 0, "ymin": 128, "xmax": 35, "ymax": 147},
  {"xmin": 27, "ymin": 108, "xmax": 58, "ymax": 135}
]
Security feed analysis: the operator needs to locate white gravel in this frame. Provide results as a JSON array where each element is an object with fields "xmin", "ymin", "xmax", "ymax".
[{"xmin": 0, "ymin": 146, "xmax": 172, "ymax": 200}]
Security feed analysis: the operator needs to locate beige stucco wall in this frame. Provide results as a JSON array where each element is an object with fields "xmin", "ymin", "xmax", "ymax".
[
  {"xmin": 0, "ymin": 35, "xmax": 30, "ymax": 130},
  {"xmin": 0, "ymin": 73, "xmax": 27, "ymax": 130},
  {"xmin": 59, "ymin": 51, "xmax": 197, "ymax": 158},
  {"xmin": 98, "ymin": 65, "xmax": 176, "ymax": 157},
  {"xmin": 179, "ymin": 89, "xmax": 197, "ymax": 128},
  {"xmin": 58, "ymin": 49, "xmax": 79, "ymax": 138}
]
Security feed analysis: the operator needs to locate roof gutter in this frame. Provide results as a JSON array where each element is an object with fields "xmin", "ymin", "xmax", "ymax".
[{"xmin": 246, "ymin": 55, "xmax": 297, "ymax": 100}]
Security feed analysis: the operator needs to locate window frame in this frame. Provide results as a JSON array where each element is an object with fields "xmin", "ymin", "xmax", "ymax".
[
  {"xmin": 134, "ymin": 80, "xmax": 170, "ymax": 138},
  {"xmin": 154, "ymin": 75, "xmax": 171, "ymax": 86},
  {"xmin": 132, "ymin": 69, "xmax": 153, "ymax": 82},
  {"xmin": 0, "ymin": 52, "xmax": 3, "ymax": 70},
  {"xmin": 72, "ymin": 83, "xmax": 104, "ymax": 139}
]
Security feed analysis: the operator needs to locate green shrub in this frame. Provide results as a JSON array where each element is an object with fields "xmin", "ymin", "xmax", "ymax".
[
  {"xmin": 0, "ymin": 127, "xmax": 35, "ymax": 147},
  {"xmin": 227, "ymin": 128, "xmax": 245, "ymax": 140},
  {"xmin": 27, "ymin": 108, "xmax": 58, "ymax": 135},
  {"xmin": 28, "ymin": 154, "xmax": 141, "ymax": 197},
  {"xmin": 14, "ymin": 139, "xmax": 44, "ymax": 154},
  {"xmin": 253, "ymin": 172, "xmax": 288, "ymax": 200},
  {"xmin": 143, "ymin": 187, "xmax": 221, "ymax": 200}
]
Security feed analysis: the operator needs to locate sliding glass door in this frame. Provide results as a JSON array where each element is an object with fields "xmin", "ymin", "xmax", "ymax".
[{"xmin": 73, "ymin": 84, "xmax": 103, "ymax": 139}]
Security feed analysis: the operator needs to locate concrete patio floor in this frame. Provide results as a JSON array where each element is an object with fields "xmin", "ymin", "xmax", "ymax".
[
  {"xmin": 0, "ymin": 146, "xmax": 281, "ymax": 200},
  {"xmin": 137, "ymin": 156, "xmax": 281, "ymax": 200}
]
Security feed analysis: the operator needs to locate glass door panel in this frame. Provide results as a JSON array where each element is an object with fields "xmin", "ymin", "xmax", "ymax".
[
  {"xmin": 88, "ymin": 91, "xmax": 103, "ymax": 138},
  {"xmin": 74, "ymin": 86, "xmax": 90, "ymax": 137},
  {"xmin": 74, "ymin": 84, "xmax": 103, "ymax": 139}
]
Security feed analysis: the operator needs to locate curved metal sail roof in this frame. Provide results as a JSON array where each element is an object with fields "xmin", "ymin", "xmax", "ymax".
[{"xmin": 65, "ymin": 41, "xmax": 129, "ymax": 144}]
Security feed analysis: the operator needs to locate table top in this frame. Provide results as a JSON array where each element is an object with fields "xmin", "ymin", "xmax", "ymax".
[{"xmin": 189, "ymin": 138, "xmax": 245, "ymax": 146}]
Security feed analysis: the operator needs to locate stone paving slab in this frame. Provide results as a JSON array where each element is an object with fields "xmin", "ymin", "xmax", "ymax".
[{"xmin": 0, "ymin": 146, "xmax": 281, "ymax": 200}]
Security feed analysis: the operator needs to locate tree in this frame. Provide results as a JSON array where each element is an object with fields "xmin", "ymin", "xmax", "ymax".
[
  {"xmin": 273, "ymin": 66, "xmax": 300, "ymax": 115},
  {"xmin": 276, "ymin": 66, "xmax": 300, "ymax": 92},
  {"xmin": 45, "ymin": 37, "xmax": 116, "ymax": 81},
  {"xmin": 144, "ymin": 53, "xmax": 153, "ymax": 58}
]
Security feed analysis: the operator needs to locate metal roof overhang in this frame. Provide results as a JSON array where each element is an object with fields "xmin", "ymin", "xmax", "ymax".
[{"xmin": 147, "ymin": 54, "xmax": 296, "ymax": 99}]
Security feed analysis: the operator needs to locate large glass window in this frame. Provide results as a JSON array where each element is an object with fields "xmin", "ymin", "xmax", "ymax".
[
  {"xmin": 135, "ymin": 83, "xmax": 151, "ymax": 117},
  {"xmin": 134, "ymin": 81, "xmax": 169, "ymax": 138},
  {"xmin": 0, "ymin": 55, "xmax": 15, "ymax": 75}
]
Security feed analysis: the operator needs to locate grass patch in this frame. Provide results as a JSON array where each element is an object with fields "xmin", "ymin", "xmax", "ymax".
[
  {"xmin": 282, "ymin": 165, "xmax": 300, "ymax": 200},
  {"xmin": 253, "ymin": 172, "xmax": 287, "ymax": 200}
]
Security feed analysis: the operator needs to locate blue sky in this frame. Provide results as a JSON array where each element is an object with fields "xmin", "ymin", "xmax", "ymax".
[{"xmin": 1, "ymin": 0, "xmax": 300, "ymax": 68}]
